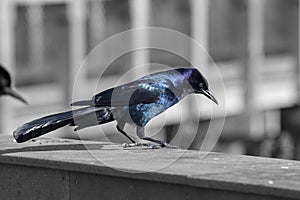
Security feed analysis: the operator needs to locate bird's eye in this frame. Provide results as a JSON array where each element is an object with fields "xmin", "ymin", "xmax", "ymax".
[{"xmin": 199, "ymin": 83, "xmax": 204, "ymax": 88}]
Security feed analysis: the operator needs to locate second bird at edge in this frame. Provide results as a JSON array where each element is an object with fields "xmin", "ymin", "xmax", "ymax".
[{"xmin": 0, "ymin": 65, "xmax": 27, "ymax": 104}]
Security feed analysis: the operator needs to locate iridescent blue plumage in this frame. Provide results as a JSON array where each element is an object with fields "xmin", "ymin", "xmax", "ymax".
[
  {"xmin": 14, "ymin": 67, "xmax": 218, "ymax": 147},
  {"xmin": 129, "ymin": 83, "xmax": 179, "ymax": 127}
]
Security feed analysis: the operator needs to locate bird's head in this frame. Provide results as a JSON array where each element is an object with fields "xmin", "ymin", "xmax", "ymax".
[
  {"xmin": 0, "ymin": 65, "xmax": 27, "ymax": 104},
  {"xmin": 176, "ymin": 68, "xmax": 218, "ymax": 105}
]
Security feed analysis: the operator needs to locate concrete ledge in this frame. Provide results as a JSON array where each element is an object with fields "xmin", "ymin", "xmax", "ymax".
[{"xmin": 0, "ymin": 135, "xmax": 299, "ymax": 200}]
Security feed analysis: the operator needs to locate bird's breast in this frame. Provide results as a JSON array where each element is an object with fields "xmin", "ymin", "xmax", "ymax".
[{"xmin": 128, "ymin": 89, "xmax": 179, "ymax": 127}]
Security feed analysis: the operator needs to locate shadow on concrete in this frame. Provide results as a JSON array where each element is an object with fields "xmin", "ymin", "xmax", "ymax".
[{"xmin": 0, "ymin": 136, "xmax": 118, "ymax": 155}]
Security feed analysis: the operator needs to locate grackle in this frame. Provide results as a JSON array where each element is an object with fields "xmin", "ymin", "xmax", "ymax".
[
  {"xmin": 0, "ymin": 65, "xmax": 27, "ymax": 104},
  {"xmin": 13, "ymin": 68, "xmax": 218, "ymax": 147}
]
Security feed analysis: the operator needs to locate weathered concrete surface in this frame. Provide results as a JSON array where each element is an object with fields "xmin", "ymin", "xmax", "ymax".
[
  {"xmin": 0, "ymin": 135, "xmax": 299, "ymax": 200},
  {"xmin": 0, "ymin": 164, "xmax": 69, "ymax": 200}
]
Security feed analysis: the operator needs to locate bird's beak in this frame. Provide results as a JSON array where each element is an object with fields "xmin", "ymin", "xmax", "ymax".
[
  {"xmin": 201, "ymin": 89, "xmax": 218, "ymax": 105},
  {"xmin": 4, "ymin": 87, "xmax": 28, "ymax": 104}
]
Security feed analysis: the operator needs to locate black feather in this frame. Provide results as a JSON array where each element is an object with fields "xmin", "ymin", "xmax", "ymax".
[
  {"xmin": 13, "ymin": 106, "xmax": 112, "ymax": 143},
  {"xmin": 71, "ymin": 83, "xmax": 160, "ymax": 107}
]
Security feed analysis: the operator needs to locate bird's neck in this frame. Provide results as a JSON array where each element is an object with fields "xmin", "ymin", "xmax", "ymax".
[
  {"xmin": 178, "ymin": 87, "xmax": 193, "ymax": 100},
  {"xmin": 170, "ymin": 74, "xmax": 194, "ymax": 100}
]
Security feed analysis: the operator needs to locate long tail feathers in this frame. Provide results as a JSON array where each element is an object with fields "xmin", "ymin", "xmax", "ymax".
[{"xmin": 13, "ymin": 106, "xmax": 114, "ymax": 143}]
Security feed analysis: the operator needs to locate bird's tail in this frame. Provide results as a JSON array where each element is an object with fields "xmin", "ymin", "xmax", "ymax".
[{"xmin": 13, "ymin": 106, "xmax": 114, "ymax": 143}]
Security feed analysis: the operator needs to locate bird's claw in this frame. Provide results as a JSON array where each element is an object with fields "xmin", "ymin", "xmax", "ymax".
[
  {"xmin": 122, "ymin": 143, "xmax": 130, "ymax": 148},
  {"xmin": 122, "ymin": 142, "xmax": 160, "ymax": 149},
  {"xmin": 122, "ymin": 142, "xmax": 177, "ymax": 149},
  {"xmin": 122, "ymin": 142, "xmax": 144, "ymax": 148},
  {"xmin": 161, "ymin": 143, "xmax": 178, "ymax": 149}
]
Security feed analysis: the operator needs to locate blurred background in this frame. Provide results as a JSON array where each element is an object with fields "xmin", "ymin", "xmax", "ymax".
[{"xmin": 0, "ymin": 0, "xmax": 299, "ymax": 160}]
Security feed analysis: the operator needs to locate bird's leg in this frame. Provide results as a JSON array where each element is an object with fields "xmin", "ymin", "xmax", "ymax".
[
  {"xmin": 141, "ymin": 137, "xmax": 165, "ymax": 146},
  {"xmin": 116, "ymin": 124, "xmax": 136, "ymax": 143},
  {"xmin": 116, "ymin": 124, "xmax": 152, "ymax": 148},
  {"xmin": 142, "ymin": 137, "xmax": 177, "ymax": 149},
  {"xmin": 137, "ymin": 126, "xmax": 177, "ymax": 149},
  {"xmin": 137, "ymin": 126, "xmax": 177, "ymax": 148}
]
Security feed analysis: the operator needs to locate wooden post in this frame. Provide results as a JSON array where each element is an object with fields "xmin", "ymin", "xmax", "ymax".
[
  {"xmin": 189, "ymin": 0, "xmax": 210, "ymax": 149},
  {"xmin": 129, "ymin": 0, "xmax": 151, "ymax": 79},
  {"xmin": 67, "ymin": 0, "xmax": 86, "ymax": 103},
  {"xmin": 191, "ymin": 0, "xmax": 209, "ymax": 76},
  {"xmin": 28, "ymin": 2, "xmax": 44, "ymax": 71},
  {"xmin": 245, "ymin": 0, "xmax": 265, "ymax": 139},
  {"xmin": 89, "ymin": 0, "xmax": 105, "ymax": 46}
]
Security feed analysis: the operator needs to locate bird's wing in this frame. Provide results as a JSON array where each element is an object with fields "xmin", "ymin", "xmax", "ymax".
[{"xmin": 71, "ymin": 81, "xmax": 166, "ymax": 107}]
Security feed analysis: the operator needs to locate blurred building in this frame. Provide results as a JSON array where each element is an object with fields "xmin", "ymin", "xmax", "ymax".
[{"xmin": 0, "ymin": 0, "xmax": 299, "ymax": 159}]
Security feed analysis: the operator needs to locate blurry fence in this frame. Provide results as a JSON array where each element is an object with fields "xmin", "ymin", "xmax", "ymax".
[{"xmin": 0, "ymin": 0, "xmax": 299, "ymax": 154}]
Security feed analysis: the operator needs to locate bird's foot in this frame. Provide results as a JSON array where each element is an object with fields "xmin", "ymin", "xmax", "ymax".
[
  {"xmin": 161, "ymin": 143, "xmax": 178, "ymax": 149},
  {"xmin": 122, "ymin": 142, "xmax": 141, "ymax": 148},
  {"xmin": 141, "ymin": 137, "xmax": 178, "ymax": 149},
  {"xmin": 122, "ymin": 142, "xmax": 160, "ymax": 149}
]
